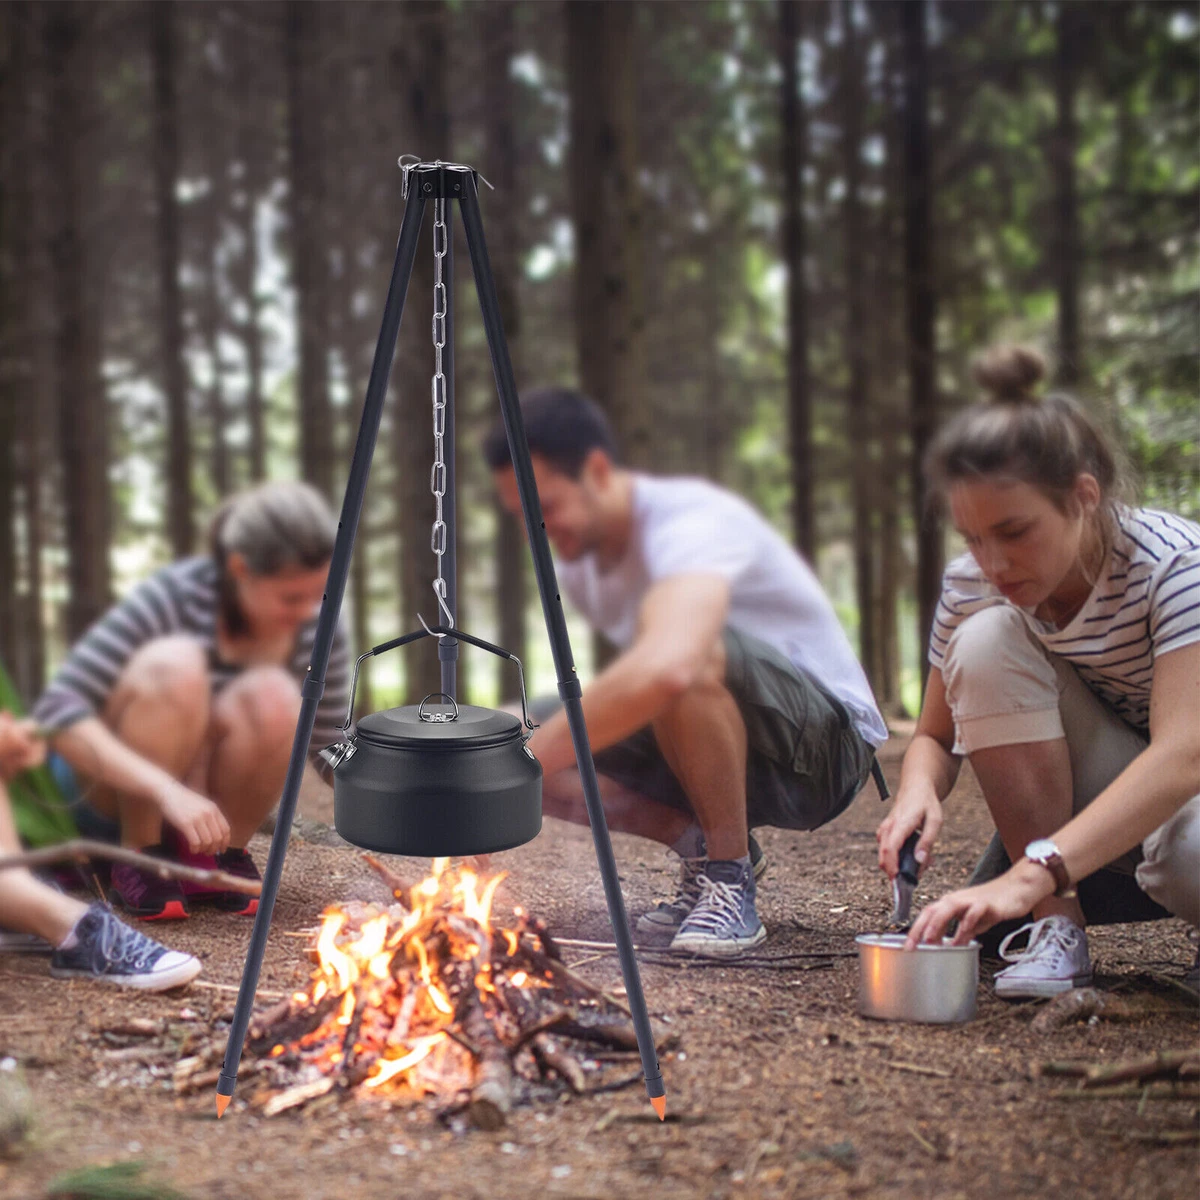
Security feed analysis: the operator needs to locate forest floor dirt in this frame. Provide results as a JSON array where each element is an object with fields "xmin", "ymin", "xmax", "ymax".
[{"xmin": 1, "ymin": 725, "xmax": 1196, "ymax": 1200}]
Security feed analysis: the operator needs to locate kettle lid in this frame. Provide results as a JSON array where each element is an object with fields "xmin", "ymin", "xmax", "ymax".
[{"xmin": 355, "ymin": 702, "xmax": 524, "ymax": 750}]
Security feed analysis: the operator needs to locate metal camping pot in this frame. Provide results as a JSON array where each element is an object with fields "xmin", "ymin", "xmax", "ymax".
[
  {"xmin": 323, "ymin": 625, "xmax": 542, "ymax": 857},
  {"xmin": 855, "ymin": 933, "xmax": 979, "ymax": 1024}
]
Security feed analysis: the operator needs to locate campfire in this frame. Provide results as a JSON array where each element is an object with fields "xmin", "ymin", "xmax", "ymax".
[{"xmin": 180, "ymin": 857, "xmax": 671, "ymax": 1127}]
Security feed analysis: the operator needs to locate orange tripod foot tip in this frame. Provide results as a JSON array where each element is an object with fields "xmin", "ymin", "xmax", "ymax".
[
  {"xmin": 650, "ymin": 1095, "xmax": 666, "ymax": 1121},
  {"xmin": 215, "ymin": 1093, "xmax": 231, "ymax": 1119}
]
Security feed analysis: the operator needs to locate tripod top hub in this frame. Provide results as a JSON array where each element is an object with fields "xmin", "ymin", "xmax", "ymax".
[{"xmin": 398, "ymin": 155, "xmax": 490, "ymax": 199}]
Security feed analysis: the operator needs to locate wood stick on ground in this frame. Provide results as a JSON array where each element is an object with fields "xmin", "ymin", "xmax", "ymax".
[
  {"xmin": 1082, "ymin": 1048, "xmax": 1199, "ymax": 1089},
  {"xmin": 463, "ymin": 999, "xmax": 513, "ymax": 1131},
  {"xmin": 1050, "ymin": 1084, "xmax": 1200, "ymax": 1102},
  {"xmin": 360, "ymin": 854, "xmax": 415, "ymax": 909},
  {"xmin": 885, "ymin": 1060, "xmax": 952, "ymax": 1079},
  {"xmin": 0, "ymin": 840, "xmax": 261, "ymax": 895},
  {"xmin": 531, "ymin": 1033, "xmax": 586, "ymax": 1093},
  {"xmin": 260, "ymin": 1077, "xmax": 335, "ymax": 1117},
  {"xmin": 192, "ymin": 980, "xmax": 287, "ymax": 1001}
]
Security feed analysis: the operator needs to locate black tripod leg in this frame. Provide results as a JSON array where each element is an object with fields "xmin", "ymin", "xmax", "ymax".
[
  {"xmin": 457, "ymin": 178, "xmax": 666, "ymax": 1116},
  {"xmin": 215, "ymin": 190, "xmax": 428, "ymax": 1117}
]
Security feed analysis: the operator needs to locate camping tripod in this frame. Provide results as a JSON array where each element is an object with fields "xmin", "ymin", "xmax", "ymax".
[{"xmin": 216, "ymin": 160, "xmax": 666, "ymax": 1119}]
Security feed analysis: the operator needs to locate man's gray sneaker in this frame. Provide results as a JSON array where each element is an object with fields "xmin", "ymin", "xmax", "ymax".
[
  {"xmin": 636, "ymin": 834, "xmax": 767, "ymax": 936},
  {"xmin": 669, "ymin": 859, "xmax": 766, "ymax": 958},
  {"xmin": 49, "ymin": 904, "xmax": 202, "ymax": 991}
]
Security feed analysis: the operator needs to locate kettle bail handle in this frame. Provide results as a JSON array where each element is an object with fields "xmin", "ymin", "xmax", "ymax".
[{"xmin": 336, "ymin": 624, "xmax": 538, "ymax": 741}]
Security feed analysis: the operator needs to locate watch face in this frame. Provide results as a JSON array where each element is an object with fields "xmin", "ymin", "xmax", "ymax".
[{"xmin": 1026, "ymin": 838, "xmax": 1058, "ymax": 861}]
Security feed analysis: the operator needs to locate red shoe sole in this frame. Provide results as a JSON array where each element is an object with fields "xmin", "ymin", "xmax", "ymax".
[{"xmin": 131, "ymin": 900, "xmax": 190, "ymax": 922}]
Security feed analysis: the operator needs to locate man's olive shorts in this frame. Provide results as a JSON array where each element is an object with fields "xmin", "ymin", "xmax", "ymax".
[{"xmin": 536, "ymin": 626, "xmax": 878, "ymax": 832}]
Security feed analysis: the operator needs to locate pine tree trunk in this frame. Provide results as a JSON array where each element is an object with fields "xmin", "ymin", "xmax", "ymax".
[
  {"xmin": 234, "ymin": 36, "xmax": 266, "ymax": 483},
  {"xmin": 481, "ymin": 0, "xmax": 528, "ymax": 688},
  {"xmin": 46, "ymin": 2, "xmax": 111, "ymax": 640},
  {"xmin": 15, "ymin": 0, "xmax": 47, "ymax": 695},
  {"xmin": 285, "ymin": 0, "xmax": 334, "ymax": 501},
  {"xmin": 202, "ymin": 61, "xmax": 231, "ymax": 498},
  {"xmin": 874, "ymin": 16, "xmax": 908, "ymax": 717},
  {"xmin": 780, "ymin": 0, "xmax": 814, "ymax": 562},
  {"xmin": 1052, "ymin": 2, "xmax": 1081, "ymax": 386},
  {"xmin": 150, "ymin": 1, "xmax": 193, "ymax": 557},
  {"xmin": 902, "ymin": 0, "xmax": 940, "ymax": 686},
  {"xmin": 841, "ymin": 2, "xmax": 877, "ymax": 693},
  {"xmin": 566, "ymin": 0, "xmax": 645, "ymax": 670},
  {"xmin": 393, "ymin": 0, "xmax": 449, "ymax": 704},
  {"xmin": 566, "ymin": 1, "xmax": 648, "ymax": 462}
]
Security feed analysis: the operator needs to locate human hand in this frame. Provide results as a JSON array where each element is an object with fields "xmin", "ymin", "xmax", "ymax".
[
  {"xmin": 155, "ymin": 780, "xmax": 231, "ymax": 855},
  {"xmin": 0, "ymin": 713, "xmax": 46, "ymax": 779},
  {"xmin": 876, "ymin": 784, "xmax": 942, "ymax": 880},
  {"xmin": 904, "ymin": 861, "xmax": 1053, "ymax": 948}
]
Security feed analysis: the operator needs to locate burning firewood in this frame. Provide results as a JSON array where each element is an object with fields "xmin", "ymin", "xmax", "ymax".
[{"xmin": 222, "ymin": 857, "xmax": 673, "ymax": 1128}]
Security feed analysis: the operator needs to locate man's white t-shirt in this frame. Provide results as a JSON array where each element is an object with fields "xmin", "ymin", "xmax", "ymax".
[{"xmin": 554, "ymin": 473, "xmax": 888, "ymax": 748}]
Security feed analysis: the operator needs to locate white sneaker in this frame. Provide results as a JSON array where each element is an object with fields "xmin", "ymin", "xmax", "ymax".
[{"xmin": 994, "ymin": 916, "xmax": 1092, "ymax": 999}]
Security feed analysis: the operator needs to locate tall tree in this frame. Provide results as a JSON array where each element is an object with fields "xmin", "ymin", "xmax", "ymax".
[
  {"xmin": 46, "ymin": 1, "xmax": 110, "ymax": 639},
  {"xmin": 232, "ymin": 10, "xmax": 267, "ymax": 483},
  {"xmin": 285, "ymin": 0, "xmax": 334, "ymax": 501},
  {"xmin": 565, "ymin": 1, "xmax": 648, "ymax": 462},
  {"xmin": 779, "ymin": 0, "xmax": 814, "ymax": 561},
  {"xmin": 840, "ymin": 1, "xmax": 876, "ymax": 690},
  {"xmin": 481, "ymin": 0, "xmax": 528, "ymax": 684},
  {"xmin": 200, "ymin": 7, "xmax": 231, "ymax": 498},
  {"xmin": 902, "ymin": 0, "xmax": 939, "ymax": 682},
  {"xmin": 150, "ymin": 1, "xmax": 193, "ymax": 556},
  {"xmin": 1051, "ymin": 0, "xmax": 1082, "ymax": 386},
  {"xmin": 393, "ymin": 0, "xmax": 449, "ymax": 704}
]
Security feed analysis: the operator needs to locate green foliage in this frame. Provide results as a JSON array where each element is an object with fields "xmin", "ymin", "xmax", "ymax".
[
  {"xmin": 0, "ymin": 662, "xmax": 76, "ymax": 848},
  {"xmin": 46, "ymin": 1160, "xmax": 192, "ymax": 1200}
]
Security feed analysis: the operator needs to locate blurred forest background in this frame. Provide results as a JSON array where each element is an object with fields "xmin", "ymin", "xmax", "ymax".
[{"xmin": 0, "ymin": 0, "xmax": 1196, "ymax": 721}]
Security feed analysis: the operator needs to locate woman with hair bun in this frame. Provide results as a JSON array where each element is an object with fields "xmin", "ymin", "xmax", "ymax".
[
  {"xmin": 33, "ymin": 481, "xmax": 349, "ymax": 921},
  {"xmin": 877, "ymin": 346, "xmax": 1199, "ymax": 996}
]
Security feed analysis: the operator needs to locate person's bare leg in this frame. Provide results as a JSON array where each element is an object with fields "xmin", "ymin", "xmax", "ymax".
[
  {"xmin": 969, "ymin": 740, "xmax": 1086, "ymax": 926},
  {"xmin": 541, "ymin": 768, "xmax": 694, "ymax": 847},
  {"xmin": 206, "ymin": 667, "xmax": 300, "ymax": 848},
  {"xmin": 651, "ymin": 639, "xmax": 749, "ymax": 861},
  {"xmin": 0, "ymin": 783, "xmax": 87, "ymax": 942},
  {"xmin": 88, "ymin": 637, "xmax": 212, "ymax": 849}
]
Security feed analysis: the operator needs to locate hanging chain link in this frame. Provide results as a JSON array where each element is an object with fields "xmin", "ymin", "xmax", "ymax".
[{"xmin": 429, "ymin": 194, "xmax": 454, "ymax": 629}]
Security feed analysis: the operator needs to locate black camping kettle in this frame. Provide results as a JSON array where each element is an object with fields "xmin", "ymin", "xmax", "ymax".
[{"xmin": 321, "ymin": 625, "xmax": 542, "ymax": 857}]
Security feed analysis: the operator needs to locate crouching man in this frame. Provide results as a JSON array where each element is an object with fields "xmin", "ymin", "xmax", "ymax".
[{"xmin": 486, "ymin": 389, "xmax": 887, "ymax": 958}]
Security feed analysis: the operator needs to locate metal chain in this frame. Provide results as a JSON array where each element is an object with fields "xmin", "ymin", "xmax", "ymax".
[{"xmin": 429, "ymin": 192, "xmax": 454, "ymax": 628}]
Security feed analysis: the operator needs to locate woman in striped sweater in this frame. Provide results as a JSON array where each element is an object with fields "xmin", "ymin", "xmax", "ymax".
[
  {"xmin": 34, "ymin": 481, "xmax": 349, "ymax": 921},
  {"xmin": 877, "ymin": 346, "xmax": 1199, "ymax": 996}
]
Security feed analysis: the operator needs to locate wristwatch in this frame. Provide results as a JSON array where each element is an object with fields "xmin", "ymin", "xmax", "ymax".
[{"xmin": 1024, "ymin": 838, "xmax": 1076, "ymax": 898}]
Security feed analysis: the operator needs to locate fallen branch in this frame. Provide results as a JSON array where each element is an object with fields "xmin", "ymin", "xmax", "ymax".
[
  {"xmin": 1081, "ymin": 1048, "xmax": 1199, "ymax": 1089},
  {"xmin": 531, "ymin": 1033, "xmax": 586, "ymax": 1093},
  {"xmin": 464, "ymin": 1000, "xmax": 513, "ymax": 1130},
  {"xmin": 0, "ymin": 840, "xmax": 261, "ymax": 896},
  {"xmin": 1050, "ymin": 1084, "xmax": 1200, "ymax": 1102},
  {"xmin": 259, "ymin": 1077, "xmax": 334, "ymax": 1117},
  {"xmin": 885, "ymin": 1060, "xmax": 951, "ymax": 1080},
  {"xmin": 360, "ymin": 854, "xmax": 415, "ymax": 909}
]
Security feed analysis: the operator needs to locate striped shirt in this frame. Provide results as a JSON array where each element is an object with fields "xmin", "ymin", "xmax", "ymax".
[
  {"xmin": 32, "ymin": 557, "xmax": 351, "ymax": 756},
  {"xmin": 929, "ymin": 507, "xmax": 1200, "ymax": 732}
]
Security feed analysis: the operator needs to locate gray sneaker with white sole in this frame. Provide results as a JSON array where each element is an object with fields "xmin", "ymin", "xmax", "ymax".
[
  {"xmin": 636, "ymin": 834, "xmax": 767, "ymax": 935},
  {"xmin": 669, "ymin": 859, "xmax": 766, "ymax": 958},
  {"xmin": 49, "ymin": 904, "xmax": 202, "ymax": 991}
]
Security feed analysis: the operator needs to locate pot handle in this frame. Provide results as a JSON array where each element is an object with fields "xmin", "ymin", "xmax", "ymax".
[{"xmin": 337, "ymin": 624, "xmax": 537, "ymax": 739}]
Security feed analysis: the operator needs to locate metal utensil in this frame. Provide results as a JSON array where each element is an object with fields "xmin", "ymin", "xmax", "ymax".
[{"xmin": 890, "ymin": 830, "xmax": 921, "ymax": 927}]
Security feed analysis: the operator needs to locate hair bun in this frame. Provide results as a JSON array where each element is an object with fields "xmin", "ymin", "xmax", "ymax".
[{"xmin": 971, "ymin": 344, "xmax": 1046, "ymax": 404}]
